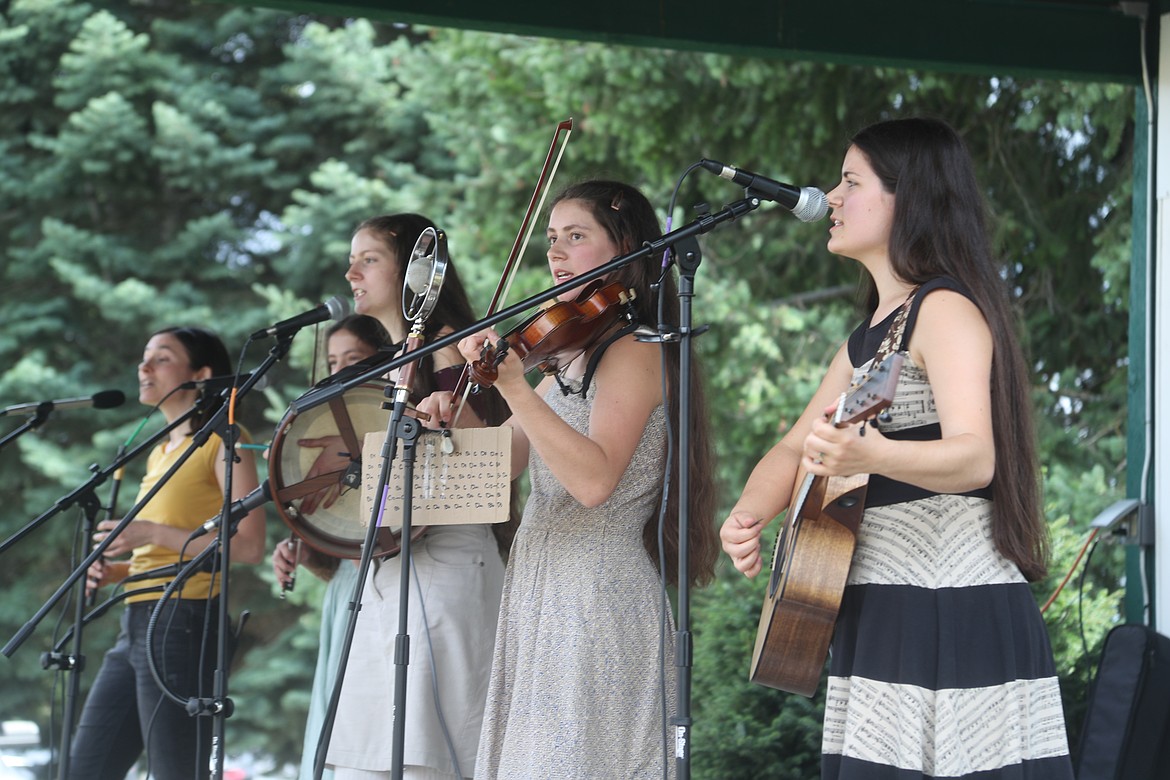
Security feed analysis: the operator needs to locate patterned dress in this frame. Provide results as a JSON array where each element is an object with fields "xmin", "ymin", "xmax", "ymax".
[
  {"xmin": 822, "ymin": 278, "xmax": 1074, "ymax": 779},
  {"xmin": 475, "ymin": 380, "xmax": 675, "ymax": 780}
]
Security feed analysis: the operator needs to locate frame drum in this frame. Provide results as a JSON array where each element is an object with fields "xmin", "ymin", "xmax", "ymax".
[{"xmin": 269, "ymin": 384, "xmax": 412, "ymax": 559}]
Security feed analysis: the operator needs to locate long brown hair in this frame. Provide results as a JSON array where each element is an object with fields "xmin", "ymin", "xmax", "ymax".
[
  {"xmin": 351, "ymin": 215, "xmax": 490, "ymax": 403},
  {"xmin": 152, "ymin": 326, "xmax": 232, "ymax": 432},
  {"xmin": 850, "ymin": 117, "xmax": 1048, "ymax": 581},
  {"xmin": 353, "ymin": 213, "xmax": 517, "ymax": 551},
  {"xmin": 549, "ymin": 180, "xmax": 720, "ymax": 589}
]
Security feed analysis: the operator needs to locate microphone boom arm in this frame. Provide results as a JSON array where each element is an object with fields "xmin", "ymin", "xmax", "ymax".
[
  {"xmin": 2, "ymin": 344, "xmax": 284, "ymax": 658},
  {"xmin": 291, "ymin": 196, "xmax": 762, "ymax": 416}
]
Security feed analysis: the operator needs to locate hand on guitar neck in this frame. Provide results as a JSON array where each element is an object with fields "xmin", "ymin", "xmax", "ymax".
[{"xmin": 801, "ymin": 384, "xmax": 893, "ymax": 477}]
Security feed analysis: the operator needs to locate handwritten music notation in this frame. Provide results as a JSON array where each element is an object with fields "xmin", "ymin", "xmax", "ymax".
[{"xmin": 359, "ymin": 426, "xmax": 512, "ymax": 526}]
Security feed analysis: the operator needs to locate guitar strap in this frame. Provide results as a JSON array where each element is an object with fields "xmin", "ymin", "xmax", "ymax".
[{"xmin": 873, "ymin": 286, "xmax": 920, "ymax": 367}]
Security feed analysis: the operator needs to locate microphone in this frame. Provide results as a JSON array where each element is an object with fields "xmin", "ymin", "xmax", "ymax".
[
  {"xmin": 119, "ymin": 556, "xmax": 216, "ymax": 584},
  {"xmin": 250, "ymin": 295, "xmax": 350, "ymax": 340},
  {"xmin": 1, "ymin": 389, "xmax": 126, "ymax": 418},
  {"xmin": 180, "ymin": 373, "xmax": 270, "ymax": 392},
  {"xmin": 188, "ymin": 482, "xmax": 272, "ymax": 540},
  {"xmin": 699, "ymin": 159, "xmax": 828, "ymax": 222}
]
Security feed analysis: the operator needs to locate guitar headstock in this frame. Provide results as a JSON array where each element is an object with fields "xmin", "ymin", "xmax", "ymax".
[{"xmin": 834, "ymin": 352, "xmax": 904, "ymax": 428}]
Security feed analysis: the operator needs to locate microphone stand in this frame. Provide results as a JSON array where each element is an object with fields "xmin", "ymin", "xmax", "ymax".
[
  {"xmin": 3, "ymin": 335, "xmax": 287, "ymax": 780},
  {"xmin": 0, "ymin": 401, "xmax": 53, "ymax": 451},
  {"xmin": 630, "ymin": 231, "xmax": 705, "ymax": 779},
  {"xmin": 671, "ymin": 234, "xmax": 702, "ymax": 779},
  {"xmin": 173, "ymin": 334, "xmax": 290, "ymax": 780},
  {"xmin": 312, "ymin": 321, "xmax": 428, "ymax": 780},
  {"xmin": 48, "ymin": 481, "xmax": 104, "ymax": 780},
  {"xmin": 386, "ymin": 323, "xmax": 426, "ymax": 780},
  {"xmin": 0, "ymin": 403, "xmax": 195, "ymax": 780},
  {"xmin": 291, "ymin": 196, "xmax": 760, "ymax": 780},
  {"xmin": 52, "ymin": 449, "xmax": 130, "ymax": 779}
]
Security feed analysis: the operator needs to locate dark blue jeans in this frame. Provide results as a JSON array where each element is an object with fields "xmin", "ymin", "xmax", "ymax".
[{"xmin": 69, "ymin": 598, "xmax": 229, "ymax": 780}]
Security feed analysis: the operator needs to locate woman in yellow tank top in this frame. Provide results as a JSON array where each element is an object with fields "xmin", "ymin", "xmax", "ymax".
[{"xmin": 71, "ymin": 325, "xmax": 267, "ymax": 780}]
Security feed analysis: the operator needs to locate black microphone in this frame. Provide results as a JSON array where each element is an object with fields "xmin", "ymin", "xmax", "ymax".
[
  {"xmin": 699, "ymin": 159, "xmax": 828, "ymax": 222},
  {"xmin": 179, "ymin": 373, "xmax": 270, "ymax": 392},
  {"xmin": 119, "ymin": 556, "xmax": 217, "ymax": 585},
  {"xmin": 250, "ymin": 295, "xmax": 350, "ymax": 340},
  {"xmin": 188, "ymin": 483, "xmax": 272, "ymax": 540},
  {"xmin": 1, "ymin": 389, "xmax": 126, "ymax": 418}
]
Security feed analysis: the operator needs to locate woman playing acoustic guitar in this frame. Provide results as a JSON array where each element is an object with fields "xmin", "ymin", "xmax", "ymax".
[{"xmin": 720, "ymin": 118, "xmax": 1074, "ymax": 779}]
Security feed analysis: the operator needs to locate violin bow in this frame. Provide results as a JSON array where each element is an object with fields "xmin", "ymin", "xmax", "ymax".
[{"xmin": 450, "ymin": 117, "xmax": 574, "ymax": 427}]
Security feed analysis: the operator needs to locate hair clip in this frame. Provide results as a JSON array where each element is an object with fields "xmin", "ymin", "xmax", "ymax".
[{"xmin": 610, "ymin": 193, "xmax": 623, "ymax": 211}]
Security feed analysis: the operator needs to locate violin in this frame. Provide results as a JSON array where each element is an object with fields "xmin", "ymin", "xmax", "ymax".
[{"xmin": 468, "ymin": 279, "xmax": 637, "ymax": 390}]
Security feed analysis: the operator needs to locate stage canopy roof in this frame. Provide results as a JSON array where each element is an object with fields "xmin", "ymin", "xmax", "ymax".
[{"xmin": 237, "ymin": 0, "xmax": 1149, "ymax": 85}]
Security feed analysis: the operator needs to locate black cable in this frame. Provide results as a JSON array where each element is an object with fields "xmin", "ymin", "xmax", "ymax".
[
  {"xmin": 409, "ymin": 554, "xmax": 465, "ymax": 778},
  {"xmin": 1076, "ymin": 535, "xmax": 1103, "ymax": 662},
  {"xmin": 144, "ymin": 535, "xmax": 201, "ymax": 780}
]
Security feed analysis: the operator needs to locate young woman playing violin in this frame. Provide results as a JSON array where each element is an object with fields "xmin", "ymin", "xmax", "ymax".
[
  {"xmin": 418, "ymin": 180, "xmax": 720, "ymax": 780},
  {"xmin": 307, "ymin": 214, "xmax": 511, "ymax": 780}
]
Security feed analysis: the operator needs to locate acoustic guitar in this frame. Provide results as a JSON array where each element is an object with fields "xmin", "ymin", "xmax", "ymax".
[{"xmin": 749, "ymin": 352, "xmax": 903, "ymax": 696}]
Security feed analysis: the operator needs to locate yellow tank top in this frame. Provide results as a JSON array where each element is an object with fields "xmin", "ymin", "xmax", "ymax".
[{"xmin": 125, "ymin": 427, "xmax": 252, "ymax": 603}]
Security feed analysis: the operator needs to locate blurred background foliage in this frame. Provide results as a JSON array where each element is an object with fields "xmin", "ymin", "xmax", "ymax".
[{"xmin": 0, "ymin": 1, "xmax": 1135, "ymax": 776}]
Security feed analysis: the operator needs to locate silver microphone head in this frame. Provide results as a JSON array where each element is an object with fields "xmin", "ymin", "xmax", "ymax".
[
  {"xmin": 793, "ymin": 187, "xmax": 829, "ymax": 223},
  {"xmin": 324, "ymin": 294, "xmax": 351, "ymax": 321},
  {"xmin": 405, "ymin": 257, "xmax": 434, "ymax": 294}
]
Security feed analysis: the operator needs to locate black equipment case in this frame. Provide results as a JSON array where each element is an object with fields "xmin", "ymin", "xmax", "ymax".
[{"xmin": 1075, "ymin": 624, "xmax": 1170, "ymax": 779}]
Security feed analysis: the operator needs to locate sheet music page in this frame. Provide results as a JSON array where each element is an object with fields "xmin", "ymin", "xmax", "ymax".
[{"xmin": 360, "ymin": 426, "xmax": 512, "ymax": 525}]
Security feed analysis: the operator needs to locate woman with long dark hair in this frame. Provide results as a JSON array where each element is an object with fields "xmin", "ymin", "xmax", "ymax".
[
  {"xmin": 317, "ymin": 214, "xmax": 511, "ymax": 780},
  {"xmin": 420, "ymin": 180, "xmax": 720, "ymax": 779},
  {"xmin": 721, "ymin": 118, "xmax": 1072, "ymax": 778},
  {"xmin": 72, "ymin": 326, "xmax": 266, "ymax": 780}
]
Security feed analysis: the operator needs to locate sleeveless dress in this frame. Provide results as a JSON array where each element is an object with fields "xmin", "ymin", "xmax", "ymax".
[
  {"xmin": 822, "ymin": 278, "xmax": 1074, "ymax": 779},
  {"xmin": 474, "ymin": 380, "xmax": 675, "ymax": 780}
]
